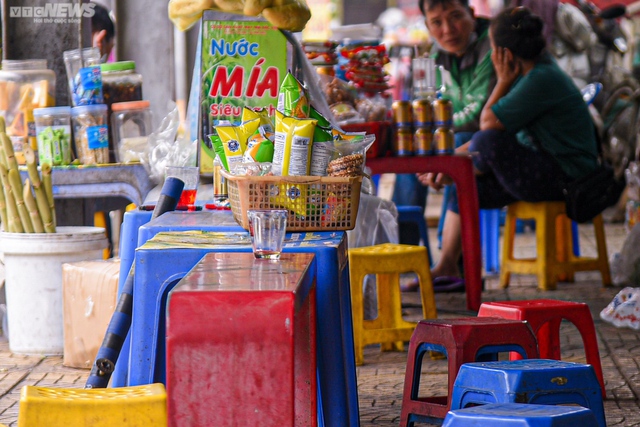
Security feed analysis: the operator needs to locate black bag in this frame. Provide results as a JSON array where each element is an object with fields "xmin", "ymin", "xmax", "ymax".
[{"xmin": 563, "ymin": 163, "xmax": 626, "ymax": 223}]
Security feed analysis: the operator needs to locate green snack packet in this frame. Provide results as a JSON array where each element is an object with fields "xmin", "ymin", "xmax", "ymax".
[
  {"xmin": 277, "ymin": 72, "xmax": 310, "ymax": 118},
  {"xmin": 309, "ymin": 106, "xmax": 333, "ymax": 143}
]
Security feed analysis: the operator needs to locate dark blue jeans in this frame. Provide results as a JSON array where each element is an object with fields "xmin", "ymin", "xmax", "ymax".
[{"xmin": 446, "ymin": 129, "xmax": 570, "ymax": 214}]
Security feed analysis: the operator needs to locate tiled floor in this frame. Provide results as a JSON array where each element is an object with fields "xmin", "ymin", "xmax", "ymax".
[{"xmin": 0, "ymin": 199, "xmax": 637, "ymax": 426}]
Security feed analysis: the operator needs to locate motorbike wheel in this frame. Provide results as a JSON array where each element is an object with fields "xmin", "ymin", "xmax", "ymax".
[{"xmin": 600, "ymin": 79, "xmax": 640, "ymax": 179}]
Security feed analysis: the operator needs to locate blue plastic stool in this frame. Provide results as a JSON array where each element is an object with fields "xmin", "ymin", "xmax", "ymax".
[
  {"xmin": 480, "ymin": 209, "xmax": 501, "ymax": 274},
  {"xmin": 397, "ymin": 205, "xmax": 433, "ymax": 266},
  {"xmin": 450, "ymin": 359, "xmax": 605, "ymax": 427},
  {"xmin": 443, "ymin": 402, "xmax": 599, "ymax": 426}
]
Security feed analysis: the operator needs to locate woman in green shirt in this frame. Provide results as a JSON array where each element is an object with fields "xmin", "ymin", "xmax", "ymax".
[{"xmin": 419, "ymin": 6, "xmax": 599, "ymax": 284}]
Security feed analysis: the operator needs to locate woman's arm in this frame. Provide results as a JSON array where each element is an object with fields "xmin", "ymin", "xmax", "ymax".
[{"xmin": 479, "ymin": 47, "xmax": 521, "ymax": 130}]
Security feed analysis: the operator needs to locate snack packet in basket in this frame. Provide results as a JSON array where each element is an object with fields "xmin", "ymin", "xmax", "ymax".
[
  {"xmin": 277, "ymin": 72, "xmax": 310, "ymax": 118},
  {"xmin": 273, "ymin": 110, "xmax": 317, "ymax": 176},
  {"xmin": 273, "ymin": 110, "xmax": 318, "ymax": 218},
  {"xmin": 215, "ymin": 119, "xmax": 260, "ymax": 171}
]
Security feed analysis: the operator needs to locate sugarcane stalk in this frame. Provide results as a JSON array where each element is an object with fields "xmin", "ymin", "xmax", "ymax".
[
  {"xmin": 1, "ymin": 132, "xmax": 19, "ymax": 173},
  {"xmin": 40, "ymin": 162, "xmax": 55, "ymax": 228},
  {"xmin": 0, "ymin": 163, "xmax": 23, "ymax": 233},
  {"xmin": 0, "ymin": 133, "xmax": 7, "ymax": 171},
  {"xmin": 8, "ymin": 168, "xmax": 33, "ymax": 233},
  {"xmin": 22, "ymin": 145, "xmax": 54, "ymax": 233},
  {"xmin": 0, "ymin": 116, "xmax": 5, "ymax": 134},
  {"xmin": 23, "ymin": 179, "xmax": 44, "ymax": 233},
  {"xmin": 0, "ymin": 172, "xmax": 7, "ymax": 231}
]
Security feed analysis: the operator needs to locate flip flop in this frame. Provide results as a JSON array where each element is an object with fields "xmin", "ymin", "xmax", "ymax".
[{"xmin": 432, "ymin": 276, "xmax": 466, "ymax": 293}]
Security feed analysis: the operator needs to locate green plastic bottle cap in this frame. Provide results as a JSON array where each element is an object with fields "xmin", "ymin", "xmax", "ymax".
[{"xmin": 100, "ymin": 61, "xmax": 136, "ymax": 73}]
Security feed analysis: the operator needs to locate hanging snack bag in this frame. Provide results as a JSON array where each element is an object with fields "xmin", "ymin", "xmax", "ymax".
[{"xmin": 277, "ymin": 72, "xmax": 310, "ymax": 118}]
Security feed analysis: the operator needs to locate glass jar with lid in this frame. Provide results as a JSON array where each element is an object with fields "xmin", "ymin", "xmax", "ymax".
[
  {"xmin": 71, "ymin": 104, "xmax": 110, "ymax": 165},
  {"xmin": 0, "ymin": 59, "xmax": 56, "ymax": 162},
  {"xmin": 111, "ymin": 100, "xmax": 152, "ymax": 163},
  {"xmin": 101, "ymin": 61, "xmax": 143, "ymax": 161},
  {"xmin": 100, "ymin": 61, "xmax": 143, "ymax": 108}
]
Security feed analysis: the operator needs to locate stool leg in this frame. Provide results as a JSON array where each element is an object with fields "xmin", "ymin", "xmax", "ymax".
[
  {"xmin": 536, "ymin": 319, "xmax": 562, "ymax": 360},
  {"xmin": 378, "ymin": 273, "xmax": 404, "ymax": 352},
  {"xmin": 593, "ymin": 215, "xmax": 612, "ymax": 286},
  {"xmin": 349, "ymin": 270, "xmax": 366, "ymax": 366},
  {"xmin": 573, "ymin": 314, "xmax": 607, "ymax": 398},
  {"xmin": 536, "ymin": 209, "xmax": 557, "ymax": 290},
  {"xmin": 556, "ymin": 215, "xmax": 575, "ymax": 283},
  {"xmin": 499, "ymin": 210, "xmax": 516, "ymax": 288}
]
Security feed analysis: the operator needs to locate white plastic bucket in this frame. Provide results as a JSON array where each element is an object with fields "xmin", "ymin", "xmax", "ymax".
[{"xmin": 0, "ymin": 226, "xmax": 108, "ymax": 355}]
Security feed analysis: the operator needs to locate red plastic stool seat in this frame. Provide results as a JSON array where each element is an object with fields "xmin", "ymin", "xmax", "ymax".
[
  {"xmin": 477, "ymin": 299, "xmax": 605, "ymax": 398},
  {"xmin": 400, "ymin": 317, "xmax": 539, "ymax": 427}
]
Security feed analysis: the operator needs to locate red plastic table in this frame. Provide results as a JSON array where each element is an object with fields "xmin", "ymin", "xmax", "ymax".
[{"xmin": 366, "ymin": 155, "xmax": 482, "ymax": 311}]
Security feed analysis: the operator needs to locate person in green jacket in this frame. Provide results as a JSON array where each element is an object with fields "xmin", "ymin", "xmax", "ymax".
[
  {"xmin": 399, "ymin": 0, "xmax": 495, "ymax": 291},
  {"xmin": 419, "ymin": 6, "xmax": 599, "ymax": 287}
]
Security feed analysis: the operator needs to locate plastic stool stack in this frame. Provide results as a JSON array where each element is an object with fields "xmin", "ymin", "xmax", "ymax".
[
  {"xmin": 442, "ymin": 403, "xmax": 599, "ymax": 426},
  {"xmin": 348, "ymin": 243, "xmax": 436, "ymax": 366},
  {"xmin": 17, "ymin": 383, "xmax": 167, "ymax": 427},
  {"xmin": 500, "ymin": 201, "xmax": 611, "ymax": 290},
  {"xmin": 450, "ymin": 359, "xmax": 606, "ymax": 427},
  {"xmin": 477, "ymin": 299, "xmax": 606, "ymax": 398},
  {"xmin": 399, "ymin": 317, "xmax": 539, "ymax": 426}
]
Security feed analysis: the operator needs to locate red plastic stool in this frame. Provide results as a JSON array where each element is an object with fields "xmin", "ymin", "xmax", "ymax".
[
  {"xmin": 400, "ymin": 317, "xmax": 539, "ymax": 427},
  {"xmin": 477, "ymin": 299, "xmax": 605, "ymax": 399}
]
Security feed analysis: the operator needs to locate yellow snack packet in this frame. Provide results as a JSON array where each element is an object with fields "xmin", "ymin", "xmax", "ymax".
[
  {"xmin": 215, "ymin": 119, "xmax": 260, "ymax": 172},
  {"xmin": 272, "ymin": 110, "xmax": 317, "ymax": 218},
  {"xmin": 273, "ymin": 110, "xmax": 317, "ymax": 176},
  {"xmin": 242, "ymin": 107, "xmax": 274, "ymax": 134}
]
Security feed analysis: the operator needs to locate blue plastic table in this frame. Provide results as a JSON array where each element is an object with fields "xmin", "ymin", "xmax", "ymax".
[{"xmin": 114, "ymin": 211, "xmax": 359, "ymax": 427}]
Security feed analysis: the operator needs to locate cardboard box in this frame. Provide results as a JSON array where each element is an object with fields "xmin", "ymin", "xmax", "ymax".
[{"xmin": 62, "ymin": 259, "xmax": 120, "ymax": 369}]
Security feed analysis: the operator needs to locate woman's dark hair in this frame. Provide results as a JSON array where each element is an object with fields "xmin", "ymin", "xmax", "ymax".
[
  {"xmin": 419, "ymin": 0, "xmax": 470, "ymax": 16},
  {"xmin": 490, "ymin": 6, "xmax": 545, "ymax": 60}
]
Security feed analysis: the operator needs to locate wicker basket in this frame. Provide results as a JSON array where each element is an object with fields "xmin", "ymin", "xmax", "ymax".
[{"xmin": 221, "ymin": 170, "xmax": 363, "ymax": 231}]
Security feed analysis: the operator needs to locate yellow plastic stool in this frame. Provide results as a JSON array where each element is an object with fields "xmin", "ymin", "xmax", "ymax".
[
  {"xmin": 348, "ymin": 243, "xmax": 437, "ymax": 365},
  {"xmin": 17, "ymin": 384, "xmax": 167, "ymax": 427},
  {"xmin": 500, "ymin": 201, "xmax": 611, "ymax": 291},
  {"xmin": 94, "ymin": 211, "xmax": 111, "ymax": 260}
]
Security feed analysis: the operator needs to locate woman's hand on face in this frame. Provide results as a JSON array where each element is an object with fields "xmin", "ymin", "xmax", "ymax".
[{"xmin": 491, "ymin": 46, "xmax": 521, "ymax": 85}]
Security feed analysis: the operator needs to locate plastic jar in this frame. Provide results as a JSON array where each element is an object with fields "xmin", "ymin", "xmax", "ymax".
[
  {"xmin": 71, "ymin": 104, "xmax": 109, "ymax": 165},
  {"xmin": 0, "ymin": 59, "xmax": 57, "ymax": 162},
  {"xmin": 100, "ymin": 61, "xmax": 143, "ymax": 108},
  {"xmin": 33, "ymin": 106, "xmax": 72, "ymax": 166},
  {"xmin": 111, "ymin": 100, "xmax": 152, "ymax": 163},
  {"xmin": 62, "ymin": 47, "xmax": 101, "ymax": 106}
]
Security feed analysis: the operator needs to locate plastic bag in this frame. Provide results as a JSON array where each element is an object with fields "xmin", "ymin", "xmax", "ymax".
[
  {"xmin": 600, "ymin": 287, "xmax": 640, "ymax": 329},
  {"xmin": 143, "ymin": 103, "xmax": 197, "ymax": 184},
  {"xmin": 611, "ymin": 223, "xmax": 640, "ymax": 286}
]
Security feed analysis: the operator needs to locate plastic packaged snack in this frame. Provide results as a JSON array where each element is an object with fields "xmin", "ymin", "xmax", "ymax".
[
  {"xmin": 273, "ymin": 110, "xmax": 317, "ymax": 176},
  {"xmin": 277, "ymin": 72, "xmax": 310, "ymax": 118}
]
